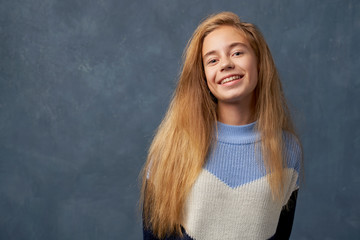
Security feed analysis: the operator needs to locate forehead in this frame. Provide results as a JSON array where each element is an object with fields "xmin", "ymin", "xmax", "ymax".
[{"xmin": 202, "ymin": 25, "xmax": 249, "ymax": 55}]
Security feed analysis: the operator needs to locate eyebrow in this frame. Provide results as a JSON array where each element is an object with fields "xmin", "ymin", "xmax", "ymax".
[{"xmin": 203, "ymin": 42, "xmax": 248, "ymax": 59}]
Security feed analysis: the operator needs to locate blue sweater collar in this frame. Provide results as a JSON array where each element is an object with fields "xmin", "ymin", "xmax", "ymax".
[{"xmin": 216, "ymin": 121, "xmax": 260, "ymax": 144}]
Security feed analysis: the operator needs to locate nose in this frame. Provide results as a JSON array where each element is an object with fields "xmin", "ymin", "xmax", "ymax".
[{"xmin": 220, "ymin": 57, "xmax": 235, "ymax": 71}]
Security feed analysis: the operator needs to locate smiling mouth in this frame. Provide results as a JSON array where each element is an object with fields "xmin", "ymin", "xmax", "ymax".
[{"xmin": 220, "ymin": 75, "xmax": 244, "ymax": 85}]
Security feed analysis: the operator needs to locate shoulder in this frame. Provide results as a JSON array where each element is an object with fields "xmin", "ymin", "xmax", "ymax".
[{"xmin": 282, "ymin": 131, "xmax": 302, "ymax": 173}]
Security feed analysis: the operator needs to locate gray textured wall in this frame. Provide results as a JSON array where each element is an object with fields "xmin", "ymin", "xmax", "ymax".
[{"xmin": 1, "ymin": 0, "xmax": 359, "ymax": 239}]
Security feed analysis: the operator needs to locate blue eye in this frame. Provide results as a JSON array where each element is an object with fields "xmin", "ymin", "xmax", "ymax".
[
  {"xmin": 208, "ymin": 59, "xmax": 217, "ymax": 64},
  {"xmin": 233, "ymin": 51, "xmax": 243, "ymax": 56}
]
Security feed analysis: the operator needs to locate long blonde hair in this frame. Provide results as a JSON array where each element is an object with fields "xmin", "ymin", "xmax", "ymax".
[{"xmin": 140, "ymin": 11, "xmax": 299, "ymax": 238}]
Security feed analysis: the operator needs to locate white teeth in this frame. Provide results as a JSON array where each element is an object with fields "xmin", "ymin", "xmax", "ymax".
[{"xmin": 221, "ymin": 75, "xmax": 242, "ymax": 84}]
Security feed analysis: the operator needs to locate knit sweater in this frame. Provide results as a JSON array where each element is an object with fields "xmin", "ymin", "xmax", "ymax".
[{"xmin": 144, "ymin": 121, "xmax": 301, "ymax": 240}]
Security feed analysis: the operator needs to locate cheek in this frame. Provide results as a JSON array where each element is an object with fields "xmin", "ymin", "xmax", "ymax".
[
  {"xmin": 251, "ymin": 58, "xmax": 259, "ymax": 76},
  {"xmin": 205, "ymin": 76, "xmax": 216, "ymax": 94},
  {"xmin": 203, "ymin": 69, "xmax": 212, "ymax": 87},
  {"xmin": 247, "ymin": 59, "xmax": 258, "ymax": 80},
  {"xmin": 253, "ymin": 65, "xmax": 259, "ymax": 83},
  {"xmin": 206, "ymin": 78, "xmax": 213, "ymax": 91},
  {"xmin": 204, "ymin": 68, "xmax": 216, "ymax": 83}
]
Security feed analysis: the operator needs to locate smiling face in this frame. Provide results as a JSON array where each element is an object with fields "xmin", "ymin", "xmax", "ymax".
[{"xmin": 202, "ymin": 25, "xmax": 258, "ymax": 106}]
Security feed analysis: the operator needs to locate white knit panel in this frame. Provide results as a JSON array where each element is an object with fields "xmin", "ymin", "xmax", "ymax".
[{"xmin": 183, "ymin": 168, "xmax": 298, "ymax": 240}]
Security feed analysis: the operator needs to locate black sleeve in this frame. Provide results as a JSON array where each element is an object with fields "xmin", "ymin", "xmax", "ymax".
[
  {"xmin": 142, "ymin": 181, "xmax": 192, "ymax": 240},
  {"xmin": 143, "ymin": 225, "xmax": 193, "ymax": 240},
  {"xmin": 143, "ymin": 226, "xmax": 161, "ymax": 240},
  {"xmin": 271, "ymin": 189, "xmax": 298, "ymax": 240}
]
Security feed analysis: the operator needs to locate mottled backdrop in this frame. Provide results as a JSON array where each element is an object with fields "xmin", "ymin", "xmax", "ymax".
[{"xmin": 0, "ymin": 0, "xmax": 359, "ymax": 239}]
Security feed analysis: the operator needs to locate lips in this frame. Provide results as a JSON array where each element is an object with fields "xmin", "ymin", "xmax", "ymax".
[{"xmin": 220, "ymin": 74, "xmax": 244, "ymax": 85}]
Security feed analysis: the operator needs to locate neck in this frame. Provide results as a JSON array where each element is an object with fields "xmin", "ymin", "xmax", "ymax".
[{"xmin": 216, "ymin": 97, "xmax": 255, "ymax": 126}]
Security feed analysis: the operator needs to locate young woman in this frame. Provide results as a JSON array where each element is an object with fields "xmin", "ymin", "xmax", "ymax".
[{"xmin": 140, "ymin": 12, "xmax": 302, "ymax": 240}]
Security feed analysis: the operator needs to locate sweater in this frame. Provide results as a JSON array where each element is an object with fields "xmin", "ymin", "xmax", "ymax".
[{"xmin": 144, "ymin": 121, "xmax": 301, "ymax": 240}]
